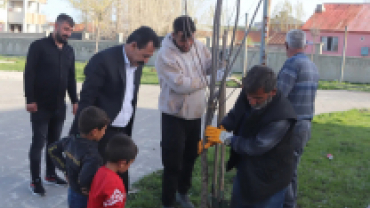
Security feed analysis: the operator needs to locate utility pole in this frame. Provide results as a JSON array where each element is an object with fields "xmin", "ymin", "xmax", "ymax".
[
  {"xmin": 340, "ymin": 26, "xmax": 348, "ymax": 82},
  {"xmin": 260, "ymin": 0, "xmax": 271, "ymax": 65}
]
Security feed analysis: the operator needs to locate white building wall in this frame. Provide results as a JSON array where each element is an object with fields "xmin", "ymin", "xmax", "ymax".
[{"xmin": 22, "ymin": 0, "xmax": 27, "ymax": 32}]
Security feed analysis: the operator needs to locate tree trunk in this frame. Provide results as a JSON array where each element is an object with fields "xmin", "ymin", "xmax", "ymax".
[{"xmin": 200, "ymin": 1, "xmax": 223, "ymax": 207}]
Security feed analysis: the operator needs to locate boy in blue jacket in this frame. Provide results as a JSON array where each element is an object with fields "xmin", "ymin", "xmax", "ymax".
[{"xmin": 48, "ymin": 106, "xmax": 110, "ymax": 208}]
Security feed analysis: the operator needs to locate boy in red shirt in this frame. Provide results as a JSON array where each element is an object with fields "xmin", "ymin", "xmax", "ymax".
[{"xmin": 87, "ymin": 133, "xmax": 138, "ymax": 208}]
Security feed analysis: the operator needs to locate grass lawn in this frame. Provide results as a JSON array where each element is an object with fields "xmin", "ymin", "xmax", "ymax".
[
  {"xmin": 126, "ymin": 109, "xmax": 370, "ymax": 208},
  {"xmin": 318, "ymin": 80, "xmax": 370, "ymax": 92},
  {"xmin": 1, "ymin": 55, "xmax": 370, "ymax": 92}
]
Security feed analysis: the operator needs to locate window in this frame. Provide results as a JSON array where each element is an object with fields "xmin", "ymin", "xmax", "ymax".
[{"xmin": 321, "ymin": 36, "xmax": 338, "ymax": 52}]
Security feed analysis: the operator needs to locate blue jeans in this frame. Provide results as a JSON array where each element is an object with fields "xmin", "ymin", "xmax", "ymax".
[
  {"xmin": 284, "ymin": 120, "xmax": 312, "ymax": 208},
  {"xmin": 230, "ymin": 176, "xmax": 288, "ymax": 208},
  {"xmin": 68, "ymin": 187, "xmax": 88, "ymax": 208}
]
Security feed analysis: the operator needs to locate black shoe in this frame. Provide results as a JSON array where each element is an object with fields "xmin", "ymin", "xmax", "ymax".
[
  {"xmin": 29, "ymin": 178, "xmax": 46, "ymax": 196},
  {"xmin": 176, "ymin": 193, "xmax": 195, "ymax": 208},
  {"xmin": 44, "ymin": 175, "xmax": 68, "ymax": 186}
]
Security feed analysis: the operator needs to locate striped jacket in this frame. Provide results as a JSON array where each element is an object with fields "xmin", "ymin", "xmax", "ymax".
[{"xmin": 277, "ymin": 53, "xmax": 319, "ymax": 120}]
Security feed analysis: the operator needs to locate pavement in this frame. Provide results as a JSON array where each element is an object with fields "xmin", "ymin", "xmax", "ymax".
[{"xmin": 0, "ymin": 71, "xmax": 369, "ymax": 208}]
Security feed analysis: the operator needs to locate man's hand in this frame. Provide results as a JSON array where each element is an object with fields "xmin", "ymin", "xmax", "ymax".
[
  {"xmin": 205, "ymin": 125, "xmax": 233, "ymax": 145},
  {"xmin": 72, "ymin": 103, "xmax": 78, "ymax": 115},
  {"xmin": 26, "ymin": 102, "xmax": 38, "ymax": 113}
]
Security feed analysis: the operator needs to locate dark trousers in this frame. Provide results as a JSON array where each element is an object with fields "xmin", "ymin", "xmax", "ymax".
[
  {"xmin": 68, "ymin": 187, "xmax": 88, "ymax": 208},
  {"xmin": 284, "ymin": 120, "xmax": 312, "ymax": 208},
  {"xmin": 99, "ymin": 126, "xmax": 130, "ymax": 194},
  {"xmin": 29, "ymin": 106, "xmax": 66, "ymax": 181},
  {"xmin": 161, "ymin": 113, "xmax": 201, "ymax": 207},
  {"xmin": 231, "ymin": 175, "xmax": 287, "ymax": 208}
]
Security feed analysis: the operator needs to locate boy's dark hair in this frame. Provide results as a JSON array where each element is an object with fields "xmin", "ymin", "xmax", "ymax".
[
  {"xmin": 105, "ymin": 134, "xmax": 138, "ymax": 163},
  {"xmin": 242, "ymin": 65, "xmax": 277, "ymax": 94},
  {"xmin": 173, "ymin": 15, "xmax": 196, "ymax": 39},
  {"xmin": 56, "ymin": 13, "xmax": 75, "ymax": 27},
  {"xmin": 78, "ymin": 106, "xmax": 110, "ymax": 135},
  {"xmin": 126, "ymin": 26, "xmax": 160, "ymax": 49}
]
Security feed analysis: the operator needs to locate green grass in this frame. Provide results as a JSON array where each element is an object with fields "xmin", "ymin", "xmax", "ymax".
[
  {"xmin": 318, "ymin": 80, "xmax": 370, "ymax": 92},
  {"xmin": 1, "ymin": 55, "xmax": 370, "ymax": 92},
  {"xmin": 0, "ymin": 55, "xmax": 26, "ymax": 71},
  {"xmin": 0, "ymin": 55, "xmax": 87, "ymax": 81},
  {"xmin": 126, "ymin": 109, "xmax": 370, "ymax": 208}
]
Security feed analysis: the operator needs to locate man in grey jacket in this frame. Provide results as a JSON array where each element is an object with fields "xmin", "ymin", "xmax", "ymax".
[
  {"xmin": 278, "ymin": 29, "xmax": 319, "ymax": 208},
  {"xmin": 155, "ymin": 16, "xmax": 223, "ymax": 208}
]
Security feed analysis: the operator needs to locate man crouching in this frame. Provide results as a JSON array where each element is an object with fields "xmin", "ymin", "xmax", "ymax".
[{"xmin": 204, "ymin": 65, "xmax": 297, "ymax": 208}]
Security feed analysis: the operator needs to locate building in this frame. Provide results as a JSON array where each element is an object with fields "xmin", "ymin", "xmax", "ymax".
[
  {"xmin": 302, "ymin": 3, "xmax": 370, "ymax": 57},
  {"xmin": 0, "ymin": 0, "xmax": 46, "ymax": 33}
]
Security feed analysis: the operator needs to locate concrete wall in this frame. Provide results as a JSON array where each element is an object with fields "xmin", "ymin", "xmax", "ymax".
[
  {"xmin": 240, "ymin": 50, "xmax": 370, "ymax": 83},
  {"xmin": 0, "ymin": 37, "xmax": 119, "ymax": 61},
  {"xmin": 0, "ymin": 32, "xmax": 46, "ymax": 38},
  {"xmin": 1, "ymin": 36, "xmax": 370, "ymax": 83}
]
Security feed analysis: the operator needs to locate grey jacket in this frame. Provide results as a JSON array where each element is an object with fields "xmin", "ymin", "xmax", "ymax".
[{"xmin": 155, "ymin": 34, "xmax": 212, "ymax": 119}]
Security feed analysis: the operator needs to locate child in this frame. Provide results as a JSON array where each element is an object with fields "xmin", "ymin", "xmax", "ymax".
[
  {"xmin": 87, "ymin": 133, "xmax": 138, "ymax": 208},
  {"xmin": 48, "ymin": 106, "xmax": 110, "ymax": 208}
]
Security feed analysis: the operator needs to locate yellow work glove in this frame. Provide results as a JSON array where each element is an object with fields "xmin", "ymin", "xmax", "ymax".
[
  {"xmin": 198, "ymin": 140, "xmax": 216, "ymax": 154},
  {"xmin": 205, "ymin": 125, "xmax": 233, "ymax": 145}
]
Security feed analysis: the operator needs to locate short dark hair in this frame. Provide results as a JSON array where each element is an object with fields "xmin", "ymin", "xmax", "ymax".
[
  {"xmin": 173, "ymin": 15, "xmax": 196, "ymax": 38},
  {"xmin": 105, "ymin": 133, "xmax": 138, "ymax": 163},
  {"xmin": 56, "ymin": 13, "xmax": 74, "ymax": 27},
  {"xmin": 78, "ymin": 106, "xmax": 110, "ymax": 135},
  {"xmin": 126, "ymin": 26, "xmax": 160, "ymax": 49},
  {"xmin": 242, "ymin": 65, "xmax": 277, "ymax": 94}
]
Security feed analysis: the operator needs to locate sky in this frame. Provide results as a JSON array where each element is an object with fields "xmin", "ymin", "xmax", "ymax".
[{"xmin": 41, "ymin": 0, "xmax": 368, "ymax": 25}]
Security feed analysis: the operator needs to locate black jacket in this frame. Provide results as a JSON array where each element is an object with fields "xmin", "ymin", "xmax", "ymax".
[
  {"xmin": 24, "ymin": 34, "xmax": 78, "ymax": 110},
  {"xmin": 69, "ymin": 45, "xmax": 142, "ymax": 136},
  {"xmin": 48, "ymin": 135, "xmax": 103, "ymax": 194},
  {"xmin": 221, "ymin": 90, "xmax": 297, "ymax": 204}
]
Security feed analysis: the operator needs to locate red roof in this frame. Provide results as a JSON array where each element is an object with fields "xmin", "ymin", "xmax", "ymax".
[
  {"xmin": 246, "ymin": 31, "xmax": 261, "ymax": 44},
  {"xmin": 302, "ymin": 3, "xmax": 370, "ymax": 32},
  {"xmin": 268, "ymin": 32, "xmax": 286, "ymax": 45},
  {"xmin": 234, "ymin": 30, "xmax": 261, "ymax": 45},
  {"xmin": 239, "ymin": 31, "xmax": 286, "ymax": 45}
]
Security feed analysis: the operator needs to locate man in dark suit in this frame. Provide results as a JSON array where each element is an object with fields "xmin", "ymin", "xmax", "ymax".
[{"xmin": 70, "ymin": 26, "xmax": 160, "ymax": 193}]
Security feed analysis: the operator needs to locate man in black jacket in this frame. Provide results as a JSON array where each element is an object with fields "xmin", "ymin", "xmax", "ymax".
[
  {"xmin": 24, "ymin": 13, "xmax": 78, "ymax": 196},
  {"xmin": 69, "ymin": 26, "xmax": 160, "ymax": 193},
  {"xmin": 204, "ymin": 65, "xmax": 297, "ymax": 207}
]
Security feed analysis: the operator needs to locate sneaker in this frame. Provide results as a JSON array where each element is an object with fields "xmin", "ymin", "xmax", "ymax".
[
  {"xmin": 44, "ymin": 175, "xmax": 68, "ymax": 186},
  {"xmin": 29, "ymin": 178, "xmax": 46, "ymax": 196},
  {"xmin": 176, "ymin": 193, "xmax": 195, "ymax": 208}
]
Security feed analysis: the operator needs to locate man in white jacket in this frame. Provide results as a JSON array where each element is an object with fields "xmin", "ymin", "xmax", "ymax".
[{"xmin": 155, "ymin": 16, "xmax": 223, "ymax": 208}]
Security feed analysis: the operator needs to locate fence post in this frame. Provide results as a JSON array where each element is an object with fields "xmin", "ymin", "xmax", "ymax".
[{"xmin": 340, "ymin": 26, "xmax": 348, "ymax": 82}]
